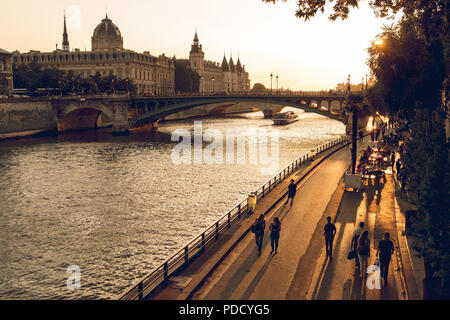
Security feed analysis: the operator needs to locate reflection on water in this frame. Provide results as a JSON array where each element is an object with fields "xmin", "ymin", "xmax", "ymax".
[{"xmin": 0, "ymin": 109, "xmax": 344, "ymax": 299}]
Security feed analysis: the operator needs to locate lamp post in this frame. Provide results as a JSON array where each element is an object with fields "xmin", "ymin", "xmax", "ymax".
[
  {"xmin": 212, "ymin": 76, "xmax": 215, "ymax": 93},
  {"xmin": 347, "ymin": 74, "xmax": 351, "ymax": 93},
  {"xmin": 276, "ymin": 75, "xmax": 279, "ymax": 94},
  {"xmin": 270, "ymin": 73, "xmax": 273, "ymax": 95},
  {"xmin": 201, "ymin": 75, "xmax": 204, "ymax": 95}
]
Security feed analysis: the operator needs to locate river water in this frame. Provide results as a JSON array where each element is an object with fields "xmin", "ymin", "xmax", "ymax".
[{"xmin": 0, "ymin": 108, "xmax": 345, "ymax": 299}]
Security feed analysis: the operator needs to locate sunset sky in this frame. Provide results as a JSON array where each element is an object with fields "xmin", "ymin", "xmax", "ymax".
[{"xmin": 2, "ymin": 0, "xmax": 395, "ymax": 90}]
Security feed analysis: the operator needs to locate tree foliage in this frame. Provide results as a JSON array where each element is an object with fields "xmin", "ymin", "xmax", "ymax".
[
  {"xmin": 403, "ymin": 109, "xmax": 450, "ymax": 285},
  {"xmin": 263, "ymin": 0, "xmax": 449, "ymax": 293},
  {"xmin": 367, "ymin": 18, "xmax": 446, "ymax": 117},
  {"xmin": 252, "ymin": 83, "xmax": 266, "ymax": 92},
  {"xmin": 13, "ymin": 62, "xmax": 136, "ymax": 95}
]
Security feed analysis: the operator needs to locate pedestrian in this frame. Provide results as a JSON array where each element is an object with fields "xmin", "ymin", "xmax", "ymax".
[
  {"xmin": 391, "ymin": 151, "xmax": 395, "ymax": 172},
  {"xmin": 323, "ymin": 216, "xmax": 336, "ymax": 260},
  {"xmin": 352, "ymin": 222, "xmax": 365, "ymax": 270},
  {"xmin": 376, "ymin": 232, "xmax": 394, "ymax": 284},
  {"xmin": 269, "ymin": 217, "xmax": 281, "ymax": 254},
  {"xmin": 285, "ymin": 179, "xmax": 296, "ymax": 206},
  {"xmin": 395, "ymin": 159, "xmax": 401, "ymax": 180},
  {"xmin": 357, "ymin": 231, "xmax": 370, "ymax": 278},
  {"xmin": 251, "ymin": 214, "xmax": 266, "ymax": 254}
]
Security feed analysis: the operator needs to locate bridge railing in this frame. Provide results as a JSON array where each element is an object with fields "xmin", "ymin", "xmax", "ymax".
[{"xmin": 119, "ymin": 135, "xmax": 348, "ymax": 300}]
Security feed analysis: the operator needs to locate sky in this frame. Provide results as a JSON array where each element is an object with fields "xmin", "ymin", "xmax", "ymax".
[{"xmin": 1, "ymin": 0, "xmax": 395, "ymax": 90}]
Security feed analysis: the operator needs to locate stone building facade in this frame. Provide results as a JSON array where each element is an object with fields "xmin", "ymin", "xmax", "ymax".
[
  {"xmin": 12, "ymin": 15, "xmax": 175, "ymax": 96},
  {"xmin": 189, "ymin": 32, "xmax": 250, "ymax": 94},
  {"xmin": 0, "ymin": 48, "xmax": 13, "ymax": 97}
]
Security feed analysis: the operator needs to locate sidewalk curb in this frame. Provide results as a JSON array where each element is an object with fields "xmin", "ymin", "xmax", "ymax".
[{"xmin": 392, "ymin": 176, "xmax": 421, "ymax": 300}]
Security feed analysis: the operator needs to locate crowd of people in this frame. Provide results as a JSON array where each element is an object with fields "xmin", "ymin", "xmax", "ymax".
[{"xmin": 247, "ymin": 120, "xmax": 406, "ymax": 290}]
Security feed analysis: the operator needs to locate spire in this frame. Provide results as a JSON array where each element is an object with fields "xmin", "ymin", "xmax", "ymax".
[
  {"xmin": 229, "ymin": 55, "xmax": 235, "ymax": 72},
  {"xmin": 221, "ymin": 53, "xmax": 229, "ymax": 72},
  {"xmin": 193, "ymin": 30, "xmax": 199, "ymax": 43},
  {"xmin": 236, "ymin": 55, "xmax": 243, "ymax": 72},
  {"xmin": 62, "ymin": 14, "xmax": 70, "ymax": 52}
]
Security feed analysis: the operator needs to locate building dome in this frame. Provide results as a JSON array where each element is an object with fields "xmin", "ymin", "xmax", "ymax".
[{"xmin": 91, "ymin": 14, "xmax": 123, "ymax": 51}]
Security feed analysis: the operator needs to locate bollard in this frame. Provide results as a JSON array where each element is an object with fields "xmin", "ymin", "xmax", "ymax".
[
  {"xmin": 238, "ymin": 204, "xmax": 241, "ymax": 219},
  {"xmin": 247, "ymin": 192, "xmax": 257, "ymax": 214},
  {"xmin": 227, "ymin": 212, "xmax": 231, "ymax": 229},
  {"xmin": 184, "ymin": 246, "xmax": 188, "ymax": 262}
]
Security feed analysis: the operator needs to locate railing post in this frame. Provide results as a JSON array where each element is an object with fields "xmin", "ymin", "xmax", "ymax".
[
  {"xmin": 238, "ymin": 204, "xmax": 241, "ymax": 219},
  {"xmin": 227, "ymin": 212, "xmax": 231, "ymax": 229},
  {"xmin": 215, "ymin": 222, "xmax": 219, "ymax": 240},
  {"xmin": 163, "ymin": 263, "xmax": 168, "ymax": 285},
  {"xmin": 201, "ymin": 233, "xmax": 205, "ymax": 252},
  {"xmin": 184, "ymin": 246, "xmax": 188, "ymax": 262},
  {"xmin": 138, "ymin": 282, "xmax": 143, "ymax": 300},
  {"xmin": 262, "ymin": 185, "xmax": 265, "ymax": 198}
]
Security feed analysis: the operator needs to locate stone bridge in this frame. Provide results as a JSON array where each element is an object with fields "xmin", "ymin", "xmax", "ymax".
[{"xmin": 1, "ymin": 92, "xmax": 368, "ymax": 137}]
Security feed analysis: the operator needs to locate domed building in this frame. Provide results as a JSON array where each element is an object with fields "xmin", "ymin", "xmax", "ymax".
[
  {"xmin": 91, "ymin": 14, "xmax": 124, "ymax": 51},
  {"xmin": 12, "ymin": 14, "xmax": 175, "ymax": 96}
]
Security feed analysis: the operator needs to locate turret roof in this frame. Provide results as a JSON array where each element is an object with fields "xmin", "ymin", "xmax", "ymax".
[{"xmin": 221, "ymin": 54, "xmax": 229, "ymax": 71}]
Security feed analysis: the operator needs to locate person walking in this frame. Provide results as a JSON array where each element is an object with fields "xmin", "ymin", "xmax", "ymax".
[
  {"xmin": 395, "ymin": 158, "xmax": 401, "ymax": 180},
  {"xmin": 252, "ymin": 214, "xmax": 266, "ymax": 255},
  {"xmin": 285, "ymin": 179, "xmax": 296, "ymax": 207},
  {"xmin": 357, "ymin": 231, "xmax": 370, "ymax": 278},
  {"xmin": 323, "ymin": 216, "xmax": 336, "ymax": 260},
  {"xmin": 376, "ymin": 232, "xmax": 394, "ymax": 284},
  {"xmin": 391, "ymin": 151, "xmax": 395, "ymax": 172},
  {"xmin": 352, "ymin": 222, "xmax": 365, "ymax": 270},
  {"xmin": 269, "ymin": 217, "xmax": 281, "ymax": 254}
]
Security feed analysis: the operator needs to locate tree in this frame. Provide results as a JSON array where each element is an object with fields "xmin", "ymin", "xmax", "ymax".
[
  {"xmin": 252, "ymin": 83, "xmax": 266, "ymax": 92},
  {"xmin": 367, "ymin": 18, "xmax": 446, "ymax": 117},
  {"xmin": 403, "ymin": 109, "xmax": 450, "ymax": 297},
  {"xmin": 264, "ymin": 0, "xmax": 449, "ymax": 297}
]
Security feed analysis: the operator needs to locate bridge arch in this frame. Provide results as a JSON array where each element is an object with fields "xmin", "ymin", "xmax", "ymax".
[
  {"xmin": 57, "ymin": 105, "xmax": 114, "ymax": 132},
  {"xmin": 131, "ymin": 96, "xmax": 344, "ymax": 124}
]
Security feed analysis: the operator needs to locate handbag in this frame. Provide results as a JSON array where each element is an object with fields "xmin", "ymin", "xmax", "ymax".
[{"xmin": 347, "ymin": 250, "xmax": 356, "ymax": 260}]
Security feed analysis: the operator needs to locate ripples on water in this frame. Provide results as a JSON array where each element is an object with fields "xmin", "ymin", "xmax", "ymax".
[{"xmin": 0, "ymin": 109, "xmax": 344, "ymax": 299}]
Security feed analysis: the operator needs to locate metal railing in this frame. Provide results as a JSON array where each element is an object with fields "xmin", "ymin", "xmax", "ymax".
[{"xmin": 119, "ymin": 135, "xmax": 348, "ymax": 300}]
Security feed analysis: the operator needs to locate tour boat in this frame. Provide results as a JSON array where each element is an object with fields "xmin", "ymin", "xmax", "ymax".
[{"xmin": 272, "ymin": 111, "xmax": 299, "ymax": 125}]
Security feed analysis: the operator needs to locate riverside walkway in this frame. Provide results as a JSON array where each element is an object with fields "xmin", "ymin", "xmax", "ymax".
[{"xmin": 144, "ymin": 135, "xmax": 419, "ymax": 300}]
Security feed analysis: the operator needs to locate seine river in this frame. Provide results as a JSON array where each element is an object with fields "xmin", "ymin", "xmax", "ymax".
[{"xmin": 0, "ymin": 108, "xmax": 345, "ymax": 299}]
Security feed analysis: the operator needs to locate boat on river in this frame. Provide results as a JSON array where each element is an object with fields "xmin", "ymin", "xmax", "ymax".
[{"xmin": 272, "ymin": 111, "xmax": 299, "ymax": 125}]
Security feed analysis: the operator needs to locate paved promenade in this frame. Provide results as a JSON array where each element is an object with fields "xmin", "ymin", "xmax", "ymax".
[{"xmin": 148, "ymin": 136, "xmax": 419, "ymax": 300}]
